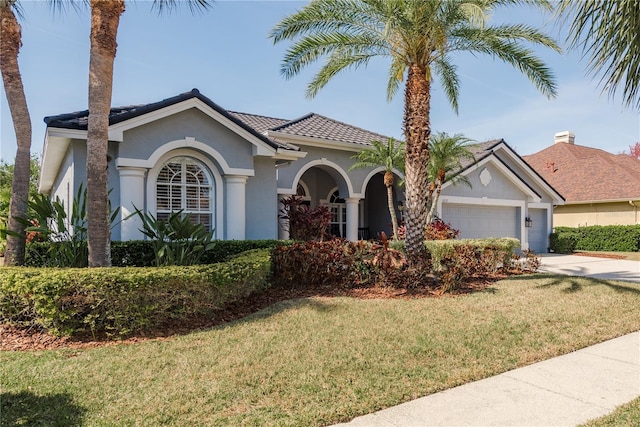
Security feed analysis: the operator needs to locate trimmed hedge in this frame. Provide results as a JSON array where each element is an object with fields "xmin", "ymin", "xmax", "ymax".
[
  {"xmin": 551, "ymin": 225, "xmax": 640, "ymax": 253},
  {"xmin": 1, "ymin": 249, "xmax": 272, "ymax": 337},
  {"xmin": 548, "ymin": 230, "xmax": 577, "ymax": 254},
  {"xmin": 391, "ymin": 238, "xmax": 521, "ymax": 271},
  {"xmin": 25, "ymin": 239, "xmax": 288, "ymax": 267}
]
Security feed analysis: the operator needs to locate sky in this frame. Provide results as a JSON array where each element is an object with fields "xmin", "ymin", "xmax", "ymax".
[{"xmin": 1, "ymin": 0, "xmax": 639, "ymax": 164}]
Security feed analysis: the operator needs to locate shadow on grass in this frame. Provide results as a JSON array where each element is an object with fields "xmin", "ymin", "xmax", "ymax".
[
  {"xmin": 532, "ymin": 273, "xmax": 640, "ymax": 295},
  {"xmin": 215, "ymin": 296, "xmax": 344, "ymax": 331},
  {"xmin": 1, "ymin": 391, "xmax": 86, "ymax": 426}
]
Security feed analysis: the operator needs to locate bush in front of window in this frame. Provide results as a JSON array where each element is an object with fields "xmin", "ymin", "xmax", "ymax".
[
  {"xmin": 0, "ymin": 249, "xmax": 272, "ymax": 338},
  {"xmin": 26, "ymin": 239, "xmax": 288, "ymax": 267}
]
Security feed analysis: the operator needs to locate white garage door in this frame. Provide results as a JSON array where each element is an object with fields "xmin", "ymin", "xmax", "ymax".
[{"xmin": 442, "ymin": 204, "xmax": 519, "ymax": 240}]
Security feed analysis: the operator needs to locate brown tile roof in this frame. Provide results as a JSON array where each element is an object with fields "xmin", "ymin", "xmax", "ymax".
[
  {"xmin": 270, "ymin": 113, "xmax": 390, "ymax": 145},
  {"xmin": 227, "ymin": 111, "xmax": 290, "ymax": 135},
  {"xmin": 522, "ymin": 142, "xmax": 640, "ymax": 202}
]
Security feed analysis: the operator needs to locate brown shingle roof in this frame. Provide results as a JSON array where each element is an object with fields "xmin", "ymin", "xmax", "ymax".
[
  {"xmin": 270, "ymin": 113, "xmax": 390, "ymax": 145},
  {"xmin": 522, "ymin": 142, "xmax": 640, "ymax": 202}
]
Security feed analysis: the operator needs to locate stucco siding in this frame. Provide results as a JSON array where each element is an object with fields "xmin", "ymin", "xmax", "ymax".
[
  {"xmin": 554, "ymin": 202, "xmax": 640, "ymax": 227},
  {"xmin": 120, "ymin": 109, "xmax": 254, "ymax": 170},
  {"xmin": 246, "ymin": 157, "xmax": 278, "ymax": 239},
  {"xmin": 444, "ymin": 163, "xmax": 526, "ymax": 200},
  {"xmin": 277, "ymin": 145, "xmax": 368, "ymax": 197}
]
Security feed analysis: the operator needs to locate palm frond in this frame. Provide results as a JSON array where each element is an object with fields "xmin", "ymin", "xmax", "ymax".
[
  {"xmin": 558, "ymin": 0, "xmax": 640, "ymax": 109},
  {"xmin": 433, "ymin": 55, "xmax": 460, "ymax": 113},
  {"xmin": 151, "ymin": 0, "xmax": 211, "ymax": 15}
]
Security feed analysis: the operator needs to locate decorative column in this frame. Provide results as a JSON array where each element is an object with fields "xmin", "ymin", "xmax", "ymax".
[
  {"xmin": 277, "ymin": 193, "xmax": 290, "ymax": 240},
  {"xmin": 345, "ymin": 197, "xmax": 361, "ymax": 241},
  {"xmin": 225, "ymin": 175, "xmax": 248, "ymax": 240},
  {"xmin": 117, "ymin": 166, "xmax": 147, "ymax": 241}
]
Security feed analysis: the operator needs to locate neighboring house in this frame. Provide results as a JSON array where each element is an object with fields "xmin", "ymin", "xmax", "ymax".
[
  {"xmin": 523, "ymin": 132, "xmax": 640, "ymax": 228},
  {"xmin": 39, "ymin": 89, "xmax": 563, "ymax": 252}
]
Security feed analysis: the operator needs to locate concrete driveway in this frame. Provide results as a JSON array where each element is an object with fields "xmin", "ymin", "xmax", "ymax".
[{"xmin": 539, "ymin": 254, "xmax": 640, "ymax": 283}]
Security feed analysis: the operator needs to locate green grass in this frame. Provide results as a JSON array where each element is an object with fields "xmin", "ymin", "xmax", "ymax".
[
  {"xmin": 582, "ymin": 397, "xmax": 640, "ymax": 426},
  {"xmin": 2, "ymin": 274, "xmax": 640, "ymax": 426}
]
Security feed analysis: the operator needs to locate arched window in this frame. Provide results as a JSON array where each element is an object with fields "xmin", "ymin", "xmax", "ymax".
[{"xmin": 156, "ymin": 156, "xmax": 214, "ymax": 231}]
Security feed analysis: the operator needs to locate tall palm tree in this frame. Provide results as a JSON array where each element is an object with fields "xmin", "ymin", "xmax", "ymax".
[
  {"xmin": 350, "ymin": 138, "xmax": 405, "ymax": 239},
  {"xmin": 425, "ymin": 132, "xmax": 474, "ymax": 225},
  {"xmin": 86, "ymin": 0, "xmax": 211, "ymax": 267},
  {"xmin": 0, "ymin": 0, "xmax": 31, "ymax": 266},
  {"xmin": 271, "ymin": 0, "xmax": 559, "ymax": 262},
  {"xmin": 557, "ymin": 0, "xmax": 640, "ymax": 110}
]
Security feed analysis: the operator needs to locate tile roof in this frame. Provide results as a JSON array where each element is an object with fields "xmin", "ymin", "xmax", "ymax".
[
  {"xmin": 522, "ymin": 142, "xmax": 640, "ymax": 202},
  {"xmin": 43, "ymin": 89, "xmax": 294, "ymax": 151},
  {"xmin": 227, "ymin": 111, "xmax": 290, "ymax": 135},
  {"xmin": 269, "ymin": 113, "xmax": 390, "ymax": 146},
  {"xmin": 43, "ymin": 89, "xmax": 392, "ymax": 151}
]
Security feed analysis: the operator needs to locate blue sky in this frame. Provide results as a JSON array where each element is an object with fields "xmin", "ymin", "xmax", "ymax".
[{"xmin": 1, "ymin": 0, "xmax": 639, "ymax": 164}]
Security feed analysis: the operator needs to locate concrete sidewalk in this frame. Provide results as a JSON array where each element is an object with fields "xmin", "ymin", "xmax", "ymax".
[
  {"xmin": 538, "ymin": 254, "xmax": 640, "ymax": 283},
  {"xmin": 335, "ymin": 332, "xmax": 640, "ymax": 426}
]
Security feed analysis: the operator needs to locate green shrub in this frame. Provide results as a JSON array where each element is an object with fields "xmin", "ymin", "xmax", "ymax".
[
  {"xmin": 422, "ymin": 238, "xmax": 520, "ymax": 271},
  {"xmin": 0, "ymin": 249, "xmax": 272, "ymax": 337},
  {"xmin": 26, "ymin": 239, "xmax": 288, "ymax": 267},
  {"xmin": 554, "ymin": 225, "xmax": 640, "ymax": 252},
  {"xmin": 549, "ymin": 230, "xmax": 578, "ymax": 254}
]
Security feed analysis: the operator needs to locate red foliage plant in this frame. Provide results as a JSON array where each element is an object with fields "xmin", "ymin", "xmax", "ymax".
[
  {"xmin": 425, "ymin": 218, "xmax": 460, "ymax": 240},
  {"xmin": 279, "ymin": 195, "xmax": 333, "ymax": 241}
]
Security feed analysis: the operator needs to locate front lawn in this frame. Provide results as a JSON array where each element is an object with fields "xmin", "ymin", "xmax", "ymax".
[
  {"xmin": 583, "ymin": 397, "xmax": 640, "ymax": 426},
  {"xmin": 2, "ymin": 274, "xmax": 640, "ymax": 426}
]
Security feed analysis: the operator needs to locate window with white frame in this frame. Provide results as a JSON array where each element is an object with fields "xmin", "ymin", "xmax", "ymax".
[
  {"xmin": 156, "ymin": 156, "xmax": 214, "ymax": 231},
  {"xmin": 328, "ymin": 189, "xmax": 346, "ymax": 238}
]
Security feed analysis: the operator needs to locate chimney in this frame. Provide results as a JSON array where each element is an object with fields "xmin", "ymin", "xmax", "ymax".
[{"xmin": 554, "ymin": 131, "xmax": 575, "ymax": 145}]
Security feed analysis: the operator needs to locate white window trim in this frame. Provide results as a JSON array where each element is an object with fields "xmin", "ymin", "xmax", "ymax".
[{"xmin": 146, "ymin": 148, "xmax": 224, "ymax": 238}]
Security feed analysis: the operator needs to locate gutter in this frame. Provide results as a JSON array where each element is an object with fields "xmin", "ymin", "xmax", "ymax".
[{"xmin": 630, "ymin": 200, "xmax": 640, "ymax": 224}]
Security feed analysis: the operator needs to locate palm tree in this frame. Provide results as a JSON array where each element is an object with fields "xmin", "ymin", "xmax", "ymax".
[
  {"xmin": 85, "ymin": 0, "xmax": 211, "ymax": 267},
  {"xmin": 271, "ymin": 0, "xmax": 559, "ymax": 262},
  {"xmin": 0, "ymin": 0, "xmax": 31, "ymax": 266},
  {"xmin": 350, "ymin": 138, "xmax": 405, "ymax": 239},
  {"xmin": 557, "ymin": 0, "xmax": 640, "ymax": 110},
  {"xmin": 425, "ymin": 132, "xmax": 474, "ymax": 225}
]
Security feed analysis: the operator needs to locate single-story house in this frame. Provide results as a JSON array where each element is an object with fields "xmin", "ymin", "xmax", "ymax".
[
  {"xmin": 523, "ymin": 131, "xmax": 640, "ymax": 227},
  {"xmin": 39, "ymin": 89, "xmax": 564, "ymax": 253}
]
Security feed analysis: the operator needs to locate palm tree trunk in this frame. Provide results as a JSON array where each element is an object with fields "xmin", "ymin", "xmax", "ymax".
[
  {"xmin": 1, "ymin": 6, "xmax": 32, "ymax": 266},
  {"xmin": 86, "ymin": 0, "xmax": 125, "ymax": 267},
  {"xmin": 385, "ymin": 182, "xmax": 399, "ymax": 240},
  {"xmin": 425, "ymin": 179, "xmax": 443, "ymax": 225},
  {"xmin": 402, "ymin": 63, "xmax": 431, "ymax": 263}
]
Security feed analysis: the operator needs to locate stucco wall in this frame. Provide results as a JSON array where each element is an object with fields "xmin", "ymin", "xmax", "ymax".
[
  {"xmin": 246, "ymin": 157, "xmax": 278, "ymax": 239},
  {"xmin": 277, "ymin": 145, "xmax": 372, "ymax": 197},
  {"xmin": 554, "ymin": 202, "xmax": 640, "ymax": 227},
  {"xmin": 444, "ymin": 162, "xmax": 526, "ymax": 201},
  {"xmin": 120, "ymin": 109, "xmax": 254, "ymax": 170}
]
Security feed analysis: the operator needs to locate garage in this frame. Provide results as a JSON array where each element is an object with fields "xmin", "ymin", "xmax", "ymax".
[{"xmin": 442, "ymin": 204, "xmax": 519, "ymax": 240}]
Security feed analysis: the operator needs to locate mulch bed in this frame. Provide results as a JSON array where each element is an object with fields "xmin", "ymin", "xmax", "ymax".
[
  {"xmin": 573, "ymin": 252, "xmax": 626, "ymax": 259},
  {"xmin": 0, "ymin": 278, "xmax": 496, "ymax": 352}
]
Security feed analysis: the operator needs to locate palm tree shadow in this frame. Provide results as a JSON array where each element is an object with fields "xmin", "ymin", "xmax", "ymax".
[
  {"xmin": 1, "ymin": 391, "xmax": 86, "ymax": 427},
  {"xmin": 533, "ymin": 273, "xmax": 640, "ymax": 295}
]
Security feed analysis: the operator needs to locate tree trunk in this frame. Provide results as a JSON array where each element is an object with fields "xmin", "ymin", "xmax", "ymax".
[
  {"xmin": 402, "ymin": 63, "xmax": 431, "ymax": 263},
  {"xmin": 87, "ymin": 0, "xmax": 124, "ymax": 267},
  {"xmin": 1, "ymin": 6, "xmax": 32, "ymax": 266},
  {"xmin": 385, "ymin": 182, "xmax": 399, "ymax": 240},
  {"xmin": 425, "ymin": 179, "xmax": 443, "ymax": 225}
]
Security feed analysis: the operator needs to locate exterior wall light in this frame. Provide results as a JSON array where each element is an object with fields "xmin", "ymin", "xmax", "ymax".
[{"xmin": 525, "ymin": 216, "xmax": 533, "ymax": 228}]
